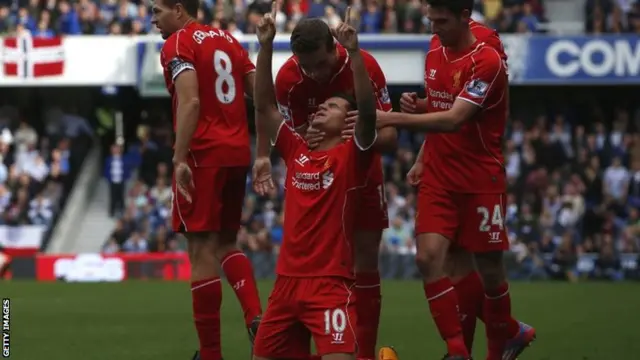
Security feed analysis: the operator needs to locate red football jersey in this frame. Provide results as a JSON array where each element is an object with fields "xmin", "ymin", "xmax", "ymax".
[
  {"xmin": 160, "ymin": 23, "xmax": 254, "ymax": 167},
  {"xmin": 273, "ymin": 122, "xmax": 375, "ymax": 279},
  {"xmin": 422, "ymin": 40, "xmax": 508, "ymax": 194},
  {"xmin": 274, "ymin": 45, "xmax": 392, "ymax": 129},
  {"xmin": 429, "ymin": 20, "xmax": 508, "ymax": 61}
]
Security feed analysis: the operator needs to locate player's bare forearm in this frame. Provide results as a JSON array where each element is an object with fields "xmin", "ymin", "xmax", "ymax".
[
  {"xmin": 173, "ymin": 71, "xmax": 200, "ymax": 163},
  {"xmin": 255, "ymin": 130, "xmax": 272, "ymax": 157},
  {"xmin": 416, "ymin": 142, "xmax": 425, "ymax": 161},
  {"xmin": 349, "ymin": 50, "xmax": 377, "ymax": 148},
  {"xmin": 244, "ymin": 71, "xmax": 255, "ymax": 98},
  {"xmin": 254, "ymin": 42, "xmax": 283, "ymax": 141},
  {"xmin": 380, "ymin": 98, "xmax": 478, "ymax": 133},
  {"xmin": 380, "ymin": 111, "xmax": 458, "ymax": 132},
  {"xmin": 374, "ymin": 126, "xmax": 397, "ymax": 152},
  {"xmin": 247, "ymin": 71, "xmax": 270, "ymax": 157}
]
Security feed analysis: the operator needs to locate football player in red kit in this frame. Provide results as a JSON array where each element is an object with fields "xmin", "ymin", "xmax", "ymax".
[
  {"xmin": 152, "ymin": 1, "xmax": 263, "ymax": 359},
  {"xmin": 400, "ymin": 19, "xmax": 536, "ymax": 359},
  {"xmin": 363, "ymin": 0, "xmax": 536, "ymax": 359},
  {"xmin": 252, "ymin": 5, "xmax": 382, "ymax": 360},
  {"xmin": 251, "ymin": 16, "xmax": 397, "ymax": 360}
]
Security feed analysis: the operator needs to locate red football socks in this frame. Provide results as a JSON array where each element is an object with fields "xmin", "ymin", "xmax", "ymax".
[
  {"xmin": 355, "ymin": 271, "xmax": 382, "ymax": 359},
  {"xmin": 424, "ymin": 277, "xmax": 469, "ymax": 357},
  {"xmin": 191, "ymin": 278, "xmax": 223, "ymax": 360},
  {"xmin": 483, "ymin": 282, "xmax": 521, "ymax": 360},
  {"xmin": 453, "ymin": 271, "xmax": 484, "ymax": 351},
  {"xmin": 220, "ymin": 250, "xmax": 263, "ymax": 326}
]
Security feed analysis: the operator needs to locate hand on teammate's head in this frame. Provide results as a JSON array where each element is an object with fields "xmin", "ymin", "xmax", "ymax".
[
  {"xmin": 256, "ymin": 0, "xmax": 280, "ymax": 45},
  {"xmin": 331, "ymin": 7, "xmax": 359, "ymax": 52},
  {"xmin": 305, "ymin": 125, "xmax": 325, "ymax": 150},
  {"xmin": 341, "ymin": 117, "xmax": 356, "ymax": 141}
]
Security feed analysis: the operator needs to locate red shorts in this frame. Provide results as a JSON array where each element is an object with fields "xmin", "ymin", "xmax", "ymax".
[
  {"xmin": 415, "ymin": 183, "xmax": 508, "ymax": 252},
  {"xmin": 355, "ymin": 156, "xmax": 388, "ymax": 232},
  {"xmin": 171, "ymin": 164, "xmax": 247, "ymax": 233},
  {"xmin": 253, "ymin": 276, "xmax": 358, "ymax": 358}
]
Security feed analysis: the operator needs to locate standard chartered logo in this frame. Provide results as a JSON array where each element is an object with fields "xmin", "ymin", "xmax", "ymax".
[{"xmin": 545, "ymin": 39, "xmax": 640, "ymax": 78}]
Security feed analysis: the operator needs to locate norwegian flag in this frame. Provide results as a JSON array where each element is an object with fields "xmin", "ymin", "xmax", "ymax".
[{"xmin": 2, "ymin": 36, "xmax": 65, "ymax": 78}]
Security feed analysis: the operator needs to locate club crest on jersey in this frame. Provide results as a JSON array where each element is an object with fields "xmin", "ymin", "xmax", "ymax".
[
  {"xmin": 466, "ymin": 79, "xmax": 489, "ymax": 98},
  {"xmin": 380, "ymin": 87, "xmax": 391, "ymax": 104},
  {"xmin": 452, "ymin": 71, "xmax": 461, "ymax": 89},
  {"xmin": 322, "ymin": 158, "xmax": 332, "ymax": 171}
]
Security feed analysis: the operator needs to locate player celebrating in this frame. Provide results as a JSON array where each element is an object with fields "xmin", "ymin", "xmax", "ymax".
[
  {"xmin": 400, "ymin": 20, "xmax": 536, "ymax": 358},
  {"xmin": 152, "ymin": 2, "xmax": 263, "ymax": 360},
  {"xmin": 251, "ymin": 16, "xmax": 396, "ymax": 360},
  {"xmin": 358, "ymin": 1, "xmax": 533, "ymax": 359},
  {"xmin": 252, "ymin": 4, "xmax": 383, "ymax": 360}
]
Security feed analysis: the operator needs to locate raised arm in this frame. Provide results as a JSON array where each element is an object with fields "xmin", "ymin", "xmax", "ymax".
[
  {"xmin": 254, "ymin": 2, "xmax": 284, "ymax": 142},
  {"xmin": 333, "ymin": 7, "xmax": 376, "ymax": 149}
]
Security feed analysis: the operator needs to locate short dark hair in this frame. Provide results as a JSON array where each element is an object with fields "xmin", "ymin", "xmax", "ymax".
[
  {"xmin": 290, "ymin": 18, "xmax": 335, "ymax": 55},
  {"xmin": 425, "ymin": 0, "xmax": 473, "ymax": 16},
  {"xmin": 165, "ymin": 0, "xmax": 199, "ymax": 18},
  {"xmin": 331, "ymin": 92, "xmax": 357, "ymax": 110}
]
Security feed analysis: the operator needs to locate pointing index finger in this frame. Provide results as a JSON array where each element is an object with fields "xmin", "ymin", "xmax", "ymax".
[
  {"xmin": 271, "ymin": 0, "xmax": 278, "ymax": 20},
  {"xmin": 344, "ymin": 6, "xmax": 351, "ymax": 24}
]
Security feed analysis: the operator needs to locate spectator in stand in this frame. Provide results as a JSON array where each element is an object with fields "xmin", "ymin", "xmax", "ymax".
[
  {"xmin": 585, "ymin": 0, "xmax": 640, "ymax": 33},
  {"xmin": 604, "ymin": 156, "xmax": 630, "ymax": 204},
  {"xmin": 123, "ymin": 231, "xmax": 148, "ymax": 253},
  {"xmin": 0, "ymin": 0, "xmax": 551, "ymax": 35},
  {"xmin": 28, "ymin": 193, "xmax": 54, "ymax": 226},
  {"xmin": 104, "ymin": 144, "xmax": 132, "ymax": 218}
]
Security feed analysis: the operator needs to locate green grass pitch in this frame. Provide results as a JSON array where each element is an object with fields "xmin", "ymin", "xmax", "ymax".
[{"xmin": 2, "ymin": 281, "xmax": 638, "ymax": 359}]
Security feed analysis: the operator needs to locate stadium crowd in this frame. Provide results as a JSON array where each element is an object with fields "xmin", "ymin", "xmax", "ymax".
[
  {"xmin": 103, "ymin": 99, "xmax": 640, "ymax": 282},
  {"xmin": 0, "ymin": 106, "xmax": 92, "ymax": 232},
  {"xmin": 0, "ymin": 0, "xmax": 553, "ymax": 36}
]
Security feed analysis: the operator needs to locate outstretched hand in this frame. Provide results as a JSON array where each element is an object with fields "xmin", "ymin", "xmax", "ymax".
[
  {"xmin": 331, "ymin": 7, "xmax": 359, "ymax": 52},
  {"xmin": 256, "ymin": 0, "xmax": 280, "ymax": 46}
]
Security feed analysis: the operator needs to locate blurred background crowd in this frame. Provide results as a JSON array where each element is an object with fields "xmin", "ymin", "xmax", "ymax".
[
  {"xmin": 100, "ymin": 92, "xmax": 640, "ymax": 282},
  {"xmin": 1, "ymin": 0, "xmax": 639, "ymax": 37},
  {"xmin": 0, "ymin": 105, "xmax": 92, "ymax": 231}
]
